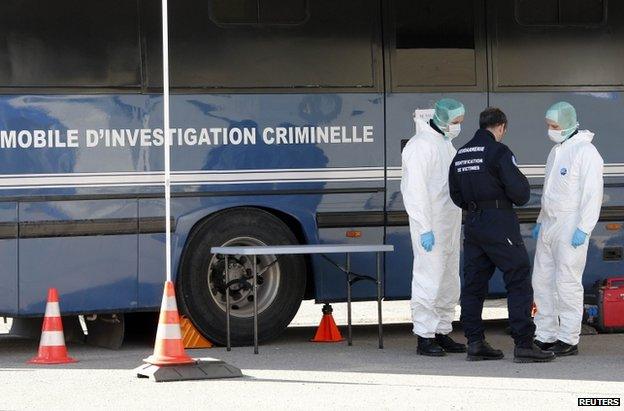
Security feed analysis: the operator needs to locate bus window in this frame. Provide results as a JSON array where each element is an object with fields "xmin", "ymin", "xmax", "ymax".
[
  {"xmin": 491, "ymin": 0, "xmax": 624, "ymax": 89},
  {"xmin": 388, "ymin": 0, "xmax": 486, "ymax": 91},
  {"xmin": 560, "ymin": 0, "xmax": 605, "ymax": 24},
  {"xmin": 515, "ymin": 0, "xmax": 559, "ymax": 25},
  {"xmin": 516, "ymin": 0, "xmax": 605, "ymax": 26},
  {"xmin": 0, "ymin": 0, "xmax": 141, "ymax": 89},
  {"xmin": 144, "ymin": 0, "xmax": 380, "ymax": 90},
  {"xmin": 210, "ymin": 0, "xmax": 258, "ymax": 25},
  {"xmin": 210, "ymin": 0, "xmax": 309, "ymax": 26}
]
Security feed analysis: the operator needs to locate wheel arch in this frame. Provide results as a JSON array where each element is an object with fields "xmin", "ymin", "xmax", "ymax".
[
  {"xmin": 174, "ymin": 204, "xmax": 317, "ymax": 299},
  {"xmin": 255, "ymin": 206, "xmax": 316, "ymax": 300}
]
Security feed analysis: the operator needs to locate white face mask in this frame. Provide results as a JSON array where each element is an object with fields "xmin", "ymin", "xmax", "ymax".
[
  {"xmin": 548, "ymin": 123, "xmax": 578, "ymax": 143},
  {"xmin": 445, "ymin": 123, "xmax": 461, "ymax": 139},
  {"xmin": 548, "ymin": 128, "xmax": 567, "ymax": 143}
]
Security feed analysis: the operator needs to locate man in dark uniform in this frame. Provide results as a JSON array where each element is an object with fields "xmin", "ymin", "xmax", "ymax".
[{"xmin": 448, "ymin": 108, "xmax": 555, "ymax": 363}]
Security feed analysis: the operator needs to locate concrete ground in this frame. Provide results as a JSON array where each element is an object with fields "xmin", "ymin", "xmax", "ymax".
[{"xmin": 1, "ymin": 301, "xmax": 623, "ymax": 410}]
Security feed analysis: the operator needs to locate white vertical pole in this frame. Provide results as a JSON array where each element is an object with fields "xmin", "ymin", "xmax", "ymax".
[{"xmin": 161, "ymin": 0, "xmax": 172, "ymax": 282}]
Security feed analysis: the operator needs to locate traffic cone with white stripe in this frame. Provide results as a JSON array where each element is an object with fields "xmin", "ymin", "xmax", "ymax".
[
  {"xmin": 28, "ymin": 288, "xmax": 78, "ymax": 364},
  {"xmin": 143, "ymin": 281, "xmax": 195, "ymax": 365},
  {"xmin": 136, "ymin": 281, "xmax": 242, "ymax": 381}
]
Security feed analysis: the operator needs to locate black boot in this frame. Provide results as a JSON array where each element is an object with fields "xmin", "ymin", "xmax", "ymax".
[
  {"xmin": 417, "ymin": 337, "xmax": 446, "ymax": 357},
  {"xmin": 435, "ymin": 334, "xmax": 466, "ymax": 353},
  {"xmin": 534, "ymin": 340, "xmax": 555, "ymax": 351},
  {"xmin": 466, "ymin": 340, "xmax": 504, "ymax": 361},
  {"xmin": 514, "ymin": 343, "xmax": 556, "ymax": 363},
  {"xmin": 549, "ymin": 340, "xmax": 578, "ymax": 357}
]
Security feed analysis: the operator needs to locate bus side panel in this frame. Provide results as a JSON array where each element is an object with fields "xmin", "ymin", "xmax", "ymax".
[
  {"xmin": 144, "ymin": 93, "xmax": 384, "ymax": 173},
  {"xmin": 18, "ymin": 200, "xmax": 139, "ymax": 315},
  {"xmin": 313, "ymin": 189, "xmax": 385, "ymax": 301},
  {"xmin": 384, "ymin": 92, "xmax": 487, "ymax": 300},
  {"xmin": 0, "ymin": 202, "xmax": 18, "ymax": 315},
  {"xmin": 0, "ymin": 95, "xmax": 150, "ymax": 176},
  {"xmin": 138, "ymin": 198, "xmax": 166, "ymax": 308}
]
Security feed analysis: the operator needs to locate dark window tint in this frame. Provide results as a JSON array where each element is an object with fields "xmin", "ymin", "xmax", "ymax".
[
  {"xmin": 210, "ymin": 0, "xmax": 258, "ymax": 24},
  {"xmin": 494, "ymin": 0, "xmax": 624, "ymax": 88},
  {"xmin": 516, "ymin": 0, "xmax": 605, "ymax": 25},
  {"xmin": 210, "ymin": 0, "xmax": 308, "ymax": 25},
  {"xmin": 259, "ymin": 0, "xmax": 308, "ymax": 24},
  {"xmin": 561, "ymin": 0, "xmax": 605, "ymax": 24},
  {"xmin": 146, "ymin": 0, "xmax": 378, "ymax": 89},
  {"xmin": 516, "ymin": 0, "xmax": 559, "ymax": 25},
  {"xmin": 0, "ymin": 0, "xmax": 141, "ymax": 88},
  {"xmin": 391, "ymin": 0, "xmax": 480, "ymax": 88}
]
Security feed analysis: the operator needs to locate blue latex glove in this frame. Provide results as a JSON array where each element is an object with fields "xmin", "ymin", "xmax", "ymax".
[
  {"xmin": 571, "ymin": 228, "xmax": 587, "ymax": 248},
  {"xmin": 532, "ymin": 223, "xmax": 541, "ymax": 240},
  {"xmin": 420, "ymin": 231, "xmax": 435, "ymax": 252}
]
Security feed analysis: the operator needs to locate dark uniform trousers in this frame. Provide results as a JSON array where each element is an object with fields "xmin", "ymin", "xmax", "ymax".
[
  {"xmin": 461, "ymin": 215, "xmax": 535, "ymax": 347},
  {"xmin": 448, "ymin": 128, "xmax": 536, "ymax": 348}
]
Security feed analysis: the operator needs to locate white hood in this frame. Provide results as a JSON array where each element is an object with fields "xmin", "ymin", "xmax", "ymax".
[{"xmin": 415, "ymin": 118, "xmax": 437, "ymax": 136}]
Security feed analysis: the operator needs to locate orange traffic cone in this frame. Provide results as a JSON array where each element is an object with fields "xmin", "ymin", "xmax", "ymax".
[
  {"xmin": 28, "ymin": 288, "xmax": 78, "ymax": 364},
  {"xmin": 531, "ymin": 302, "xmax": 538, "ymax": 318},
  {"xmin": 180, "ymin": 316, "xmax": 213, "ymax": 349},
  {"xmin": 311, "ymin": 304, "xmax": 344, "ymax": 343},
  {"xmin": 143, "ymin": 281, "xmax": 195, "ymax": 365}
]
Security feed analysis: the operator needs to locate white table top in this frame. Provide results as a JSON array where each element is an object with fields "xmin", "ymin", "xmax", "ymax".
[{"xmin": 211, "ymin": 244, "xmax": 394, "ymax": 255}]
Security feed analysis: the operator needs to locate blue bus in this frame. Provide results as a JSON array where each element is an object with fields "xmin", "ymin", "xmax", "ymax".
[{"xmin": 1, "ymin": 0, "xmax": 623, "ymax": 345}]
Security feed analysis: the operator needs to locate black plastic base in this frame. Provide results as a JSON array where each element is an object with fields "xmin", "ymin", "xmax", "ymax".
[{"xmin": 135, "ymin": 358, "xmax": 243, "ymax": 382}]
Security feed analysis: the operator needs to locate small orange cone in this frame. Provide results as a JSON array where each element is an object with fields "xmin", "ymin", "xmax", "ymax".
[
  {"xmin": 144, "ymin": 281, "xmax": 195, "ymax": 365},
  {"xmin": 531, "ymin": 302, "xmax": 538, "ymax": 318},
  {"xmin": 180, "ymin": 316, "xmax": 213, "ymax": 349},
  {"xmin": 311, "ymin": 304, "xmax": 344, "ymax": 343},
  {"xmin": 28, "ymin": 288, "xmax": 78, "ymax": 364}
]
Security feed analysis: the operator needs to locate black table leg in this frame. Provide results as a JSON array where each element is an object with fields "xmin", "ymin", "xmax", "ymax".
[
  {"xmin": 225, "ymin": 255, "xmax": 231, "ymax": 352},
  {"xmin": 377, "ymin": 251, "xmax": 383, "ymax": 349},
  {"xmin": 253, "ymin": 254, "xmax": 258, "ymax": 355},
  {"xmin": 346, "ymin": 252, "xmax": 352, "ymax": 346}
]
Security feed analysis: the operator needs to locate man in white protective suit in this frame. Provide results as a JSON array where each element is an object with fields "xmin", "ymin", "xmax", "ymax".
[
  {"xmin": 401, "ymin": 98, "xmax": 466, "ymax": 356},
  {"xmin": 532, "ymin": 101, "xmax": 604, "ymax": 357}
]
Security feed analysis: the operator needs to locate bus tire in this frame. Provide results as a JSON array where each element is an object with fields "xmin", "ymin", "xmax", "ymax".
[{"xmin": 178, "ymin": 208, "xmax": 306, "ymax": 346}]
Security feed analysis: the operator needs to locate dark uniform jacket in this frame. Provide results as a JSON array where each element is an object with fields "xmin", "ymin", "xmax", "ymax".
[{"xmin": 448, "ymin": 128, "xmax": 530, "ymax": 245}]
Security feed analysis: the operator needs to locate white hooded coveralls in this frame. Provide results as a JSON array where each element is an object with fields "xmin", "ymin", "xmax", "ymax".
[
  {"xmin": 533, "ymin": 130, "xmax": 604, "ymax": 345},
  {"xmin": 401, "ymin": 119, "xmax": 462, "ymax": 338}
]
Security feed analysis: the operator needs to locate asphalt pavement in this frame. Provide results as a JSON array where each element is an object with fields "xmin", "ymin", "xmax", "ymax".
[{"xmin": 0, "ymin": 301, "xmax": 623, "ymax": 410}]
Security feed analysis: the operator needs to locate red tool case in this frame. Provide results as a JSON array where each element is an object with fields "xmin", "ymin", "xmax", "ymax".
[{"xmin": 596, "ymin": 277, "xmax": 624, "ymax": 332}]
